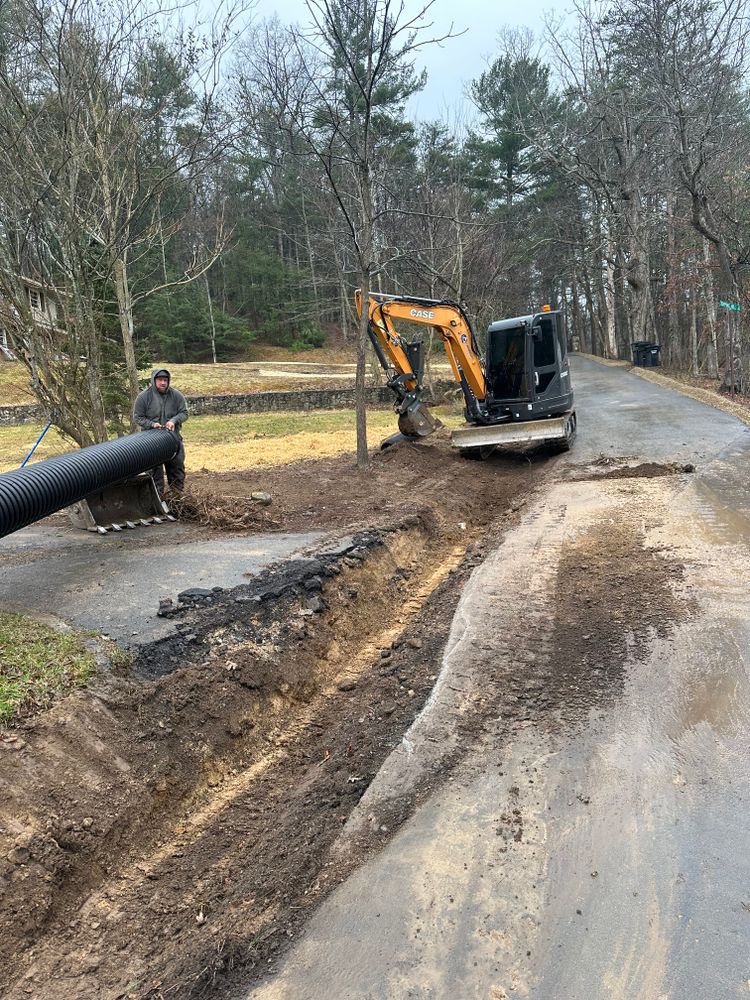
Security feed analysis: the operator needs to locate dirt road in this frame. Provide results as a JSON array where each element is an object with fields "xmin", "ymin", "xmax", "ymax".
[{"xmin": 2, "ymin": 358, "xmax": 749, "ymax": 999}]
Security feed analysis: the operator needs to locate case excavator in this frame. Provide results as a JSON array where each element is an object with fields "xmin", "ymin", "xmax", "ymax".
[{"xmin": 355, "ymin": 290, "xmax": 576, "ymax": 456}]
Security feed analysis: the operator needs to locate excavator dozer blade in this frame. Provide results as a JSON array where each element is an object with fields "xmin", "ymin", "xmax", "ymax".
[
  {"xmin": 451, "ymin": 412, "xmax": 577, "ymax": 453},
  {"xmin": 68, "ymin": 473, "xmax": 174, "ymax": 533},
  {"xmin": 397, "ymin": 400, "xmax": 444, "ymax": 439}
]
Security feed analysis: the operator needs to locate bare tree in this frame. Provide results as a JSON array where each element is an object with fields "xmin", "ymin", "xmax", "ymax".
[
  {"xmin": 0, "ymin": 0, "xmax": 239, "ymax": 442},
  {"xmin": 238, "ymin": 1, "xmax": 454, "ymax": 468}
]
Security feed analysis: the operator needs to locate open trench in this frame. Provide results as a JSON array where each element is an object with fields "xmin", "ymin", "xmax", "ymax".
[
  {"xmin": 0, "ymin": 503, "xmax": 525, "ymax": 1000},
  {"xmin": 0, "ymin": 448, "xmax": 696, "ymax": 1000}
]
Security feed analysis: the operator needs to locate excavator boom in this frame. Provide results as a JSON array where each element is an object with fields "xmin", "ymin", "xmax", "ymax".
[{"xmin": 355, "ymin": 290, "xmax": 488, "ymax": 439}]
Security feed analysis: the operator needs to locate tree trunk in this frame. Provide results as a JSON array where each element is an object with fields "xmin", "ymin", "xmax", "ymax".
[
  {"xmin": 205, "ymin": 271, "xmax": 218, "ymax": 364},
  {"xmin": 355, "ymin": 261, "xmax": 370, "ymax": 469},
  {"xmin": 570, "ymin": 271, "xmax": 586, "ymax": 352},
  {"xmin": 702, "ymin": 239, "xmax": 719, "ymax": 378},
  {"xmin": 112, "ymin": 256, "xmax": 140, "ymax": 414},
  {"xmin": 689, "ymin": 289, "xmax": 699, "ymax": 376},
  {"xmin": 604, "ymin": 239, "xmax": 618, "ymax": 359},
  {"xmin": 665, "ymin": 190, "xmax": 680, "ymax": 364}
]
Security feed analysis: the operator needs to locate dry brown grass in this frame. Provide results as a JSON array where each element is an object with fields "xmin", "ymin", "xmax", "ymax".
[
  {"xmin": 169, "ymin": 491, "xmax": 281, "ymax": 530},
  {"xmin": 147, "ymin": 361, "xmax": 359, "ymax": 395},
  {"xmin": 0, "ymin": 363, "xmax": 35, "ymax": 405},
  {"xmin": 0, "ymin": 406, "xmax": 465, "ymax": 474}
]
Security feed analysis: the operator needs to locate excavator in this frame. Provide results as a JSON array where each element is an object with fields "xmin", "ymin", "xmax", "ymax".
[{"xmin": 355, "ymin": 290, "xmax": 576, "ymax": 456}]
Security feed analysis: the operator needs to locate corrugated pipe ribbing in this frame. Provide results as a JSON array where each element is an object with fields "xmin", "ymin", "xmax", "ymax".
[{"xmin": 0, "ymin": 430, "xmax": 180, "ymax": 539}]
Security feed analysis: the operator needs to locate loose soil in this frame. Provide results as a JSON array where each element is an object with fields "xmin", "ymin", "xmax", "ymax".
[
  {"xmin": 0, "ymin": 437, "xmax": 540, "ymax": 1000},
  {"xmin": 0, "ymin": 439, "xmax": 690, "ymax": 999},
  {"xmin": 185, "ymin": 434, "xmax": 535, "ymax": 536}
]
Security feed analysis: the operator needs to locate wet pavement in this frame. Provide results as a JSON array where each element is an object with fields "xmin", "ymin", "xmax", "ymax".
[
  {"xmin": 0, "ymin": 521, "xmax": 322, "ymax": 645},
  {"xmin": 248, "ymin": 358, "xmax": 750, "ymax": 1000}
]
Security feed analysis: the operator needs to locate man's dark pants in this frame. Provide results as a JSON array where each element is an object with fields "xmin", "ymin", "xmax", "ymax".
[{"xmin": 151, "ymin": 437, "xmax": 186, "ymax": 496}]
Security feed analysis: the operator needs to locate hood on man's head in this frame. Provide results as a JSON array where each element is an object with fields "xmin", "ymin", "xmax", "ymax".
[{"xmin": 151, "ymin": 368, "xmax": 171, "ymax": 386}]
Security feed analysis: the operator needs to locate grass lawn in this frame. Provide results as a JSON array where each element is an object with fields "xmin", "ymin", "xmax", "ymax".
[
  {"xmin": 0, "ymin": 406, "xmax": 465, "ymax": 474},
  {"xmin": 0, "ymin": 612, "xmax": 97, "ymax": 725},
  {"xmin": 0, "ymin": 363, "xmax": 37, "ymax": 405}
]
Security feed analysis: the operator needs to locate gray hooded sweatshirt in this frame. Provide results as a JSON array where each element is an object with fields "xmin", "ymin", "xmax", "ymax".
[{"xmin": 133, "ymin": 369, "xmax": 189, "ymax": 433}]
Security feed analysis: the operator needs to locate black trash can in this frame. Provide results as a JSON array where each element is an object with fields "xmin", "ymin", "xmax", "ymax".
[
  {"xmin": 645, "ymin": 344, "xmax": 661, "ymax": 367},
  {"xmin": 631, "ymin": 341, "xmax": 661, "ymax": 367},
  {"xmin": 631, "ymin": 341, "xmax": 651, "ymax": 365}
]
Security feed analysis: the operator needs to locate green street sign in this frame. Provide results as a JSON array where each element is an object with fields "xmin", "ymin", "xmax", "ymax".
[{"xmin": 719, "ymin": 299, "xmax": 742, "ymax": 312}]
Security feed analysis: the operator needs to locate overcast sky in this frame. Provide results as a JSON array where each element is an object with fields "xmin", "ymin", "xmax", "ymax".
[{"xmin": 246, "ymin": 0, "xmax": 554, "ymax": 122}]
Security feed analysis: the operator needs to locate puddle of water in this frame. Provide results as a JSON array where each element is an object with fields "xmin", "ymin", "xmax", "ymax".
[{"xmin": 689, "ymin": 477, "xmax": 750, "ymax": 543}]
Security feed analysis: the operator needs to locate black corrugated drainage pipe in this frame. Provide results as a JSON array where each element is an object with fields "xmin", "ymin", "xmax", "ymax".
[{"xmin": 0, "ymin": 430, "xmax": 180, "ymax": 539}]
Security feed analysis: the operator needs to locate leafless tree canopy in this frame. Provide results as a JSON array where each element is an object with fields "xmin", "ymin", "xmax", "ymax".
[{"xmin": 4, "ymin": 0, "xmax": 750, "ymax": 444}]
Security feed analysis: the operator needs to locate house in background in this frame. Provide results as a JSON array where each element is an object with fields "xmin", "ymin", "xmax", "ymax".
[{"xmin": 0, "ymin": 276, "xmax": 62, "ymax": 361}]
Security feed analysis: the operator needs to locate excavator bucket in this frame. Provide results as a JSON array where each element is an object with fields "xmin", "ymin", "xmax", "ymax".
[
  {"xmin": 67, "ymin": 473, "xmax": 175, "ymax": 534},
  {"xmin": 397, "ymin": 400, "xmax": 444, "ymax": 438}
]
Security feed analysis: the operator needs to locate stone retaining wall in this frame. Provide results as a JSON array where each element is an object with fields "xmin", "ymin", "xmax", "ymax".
[
  {"xmin": 0, "ymin": 404, "xmax": 43, "ymax": 426},
  {"xmin": 0, "ymin": 381, "xmax": 458, "ymax": 426}
]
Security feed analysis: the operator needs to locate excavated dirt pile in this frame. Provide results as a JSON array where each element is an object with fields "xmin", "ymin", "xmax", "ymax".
[{"xmin": 0, "ymin": 439, "xmax": 541, "ymax": 1000}]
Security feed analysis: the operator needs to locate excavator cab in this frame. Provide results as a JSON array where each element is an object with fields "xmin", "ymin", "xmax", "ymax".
[{"xmin": 485, "ymin": 310, "xmax": 573, "ymax": 421}]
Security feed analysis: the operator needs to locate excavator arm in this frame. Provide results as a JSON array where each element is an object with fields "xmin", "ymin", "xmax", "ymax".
[{"xmin": 355, "ymin": 290, "xmax": 488, "ymax": 439}]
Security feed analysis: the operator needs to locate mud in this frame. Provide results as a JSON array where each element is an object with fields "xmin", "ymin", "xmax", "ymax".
[
  {"xmin": 0, "ymin": 440, "xmax": 537, "ymax": 1000},
  {"xmin": 0, "ymin": 437, "xmax": 699, "ymax": 999},
  {"xmin": 563, "ymin": 459, "xmax": 696, "ymax": 482},
  {"xmin": 186, "ymin": 436, "xmax": 537, "ymax": 537}
]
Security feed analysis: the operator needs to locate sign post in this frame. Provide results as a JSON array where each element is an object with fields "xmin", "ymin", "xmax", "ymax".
[{"xmin": 719, "ymin": 300, "xmax": 742, "ymax": 394}]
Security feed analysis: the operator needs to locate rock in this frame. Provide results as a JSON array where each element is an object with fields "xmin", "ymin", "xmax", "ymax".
[
  {"xmin": 7, "ymin": 846, "xmax": 29, "ymax": 865},
  {"xmin": 682, "ymin": 463, "xmax": 696, "ymax": 473},
  {"xmin": 81, "ymin": 817, "xmax": 94, "ymax": 829},
  {"xmin": 380, "ymin": 649, "xmax": 392, "ymax": 659},
  {"xmin": 338, "ymin": 679, "xmax": 358, "ymax": 692},
  {"xmin": 178, "ymin": 587, "xmax": 213, "ymax": 601},
  {"xmin": 303, "ymin": 576, "xmax": 323, "ymax": 593},
  {"xmin": 158, "ymin": 601, "xmax": 185, "ymax": 618},
  {"xmin": 303, "ymin": 595, "xmax": 326, "ymax": 613},
  {"xmin": 251, "ymin": 492, "xmax": 273, "ymax": 506},
  {"xmin": 235, "ymin": 594, "xmax": 261, "ymax": 604},
  {"xmin": 184, "ymin": 633, "xmax": 198, "ymax": 643},
  {"xmin": 405, "ymin": 638, "xmax": 423, "ymax": 650}
]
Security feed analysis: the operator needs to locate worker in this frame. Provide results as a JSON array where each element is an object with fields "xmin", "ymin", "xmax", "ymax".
[{"xmin": 133, "ymin": 368, "xmax": 189, "ymax": 496}]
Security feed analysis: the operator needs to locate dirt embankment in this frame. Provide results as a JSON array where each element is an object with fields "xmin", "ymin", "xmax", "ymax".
[
  {"xmin": 184, "ymin": 435, "xmax": 535, "ymax": 536},
  {"xmin": 0, "ymin": 439, "xmax": 539, "ymax": 999}
]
